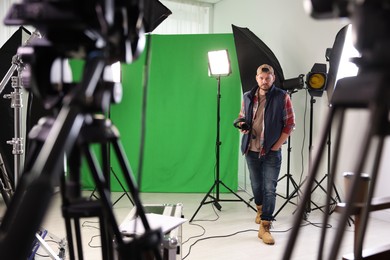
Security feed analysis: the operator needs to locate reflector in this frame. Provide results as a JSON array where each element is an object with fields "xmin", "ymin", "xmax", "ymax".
[
  {"xmin": 307, "ymin": 72, "xmax": 326, "ymax": 89},
  {"xmin": 306, "ymin": 63, "xmax": 327, "ymax": 97}
]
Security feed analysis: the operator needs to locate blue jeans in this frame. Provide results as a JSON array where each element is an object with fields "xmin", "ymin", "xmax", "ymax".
[{"xmin": 246, "ymin": 150, "xmax": 282, "ymax": 221}]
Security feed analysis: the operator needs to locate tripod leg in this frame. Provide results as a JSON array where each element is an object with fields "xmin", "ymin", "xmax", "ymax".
[
  {"xmin": 354, "ymin": 133, "xmax": 385, "ymax": 258},
  {"xmin": 273, "ymin": 180, "xmax": 303, "ymax": 219},
  {"xmin": 111, "ymin": 167, "xmax": 134, "ymax": 206},
  {"xmin": 110, "ymin": 140, "xmax": 154, "ymax": 230},
  {"xmin": 328, "ymin": 104, "xmax": 385, "ymax": 259},
  {"xmin": 219, "ymin": 181, "xmax": 256, "ymax": 211},
  {"xmin": 82, "ymin": 144, "xmax": 121, "ymax": 256},
  {"xmin": 283, "ymin": 106, "xmax": 337, "ymax": 259},
  {"xmin": 110, "ymin": 138, "xmax": 163, "ymax": 260},
  {"xmin": 318, "ymin": 109, "xmax": 345, "ymax": 259},
  {"xmin": 190, "ymin": 181, "xmax": 217, "ymax": 222},
  {"xmin": 0, "ymin": 153, "xmax": 13, "ymax": 205}
]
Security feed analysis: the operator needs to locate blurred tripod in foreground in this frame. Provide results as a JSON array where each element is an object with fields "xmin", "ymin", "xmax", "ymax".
[
  {"xmin": 284, "ymin": 1, "xmax": 390, "ymax": 259},
  {"xmin": 0, "ymin": 0, "xmax": 171, "ymax": 259}
]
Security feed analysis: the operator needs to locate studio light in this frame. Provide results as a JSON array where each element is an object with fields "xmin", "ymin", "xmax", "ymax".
[
  {"xmin": 326, "ymin": 24, "xmax": 360, "ymax": 103},
  {"xmin": 306, "ymin": 63, "xmax": 327, "ymax": 97},
  {"xmin": 207, "ymin": 49, "xmax": 232, "ymax": 77},
  {"xmin": 281, "ymin": 74, "xmax": 305, "ymax": 91},
  {"xmin": 191, "ymin": 48, "xmax": 256, "ymax": 222}
]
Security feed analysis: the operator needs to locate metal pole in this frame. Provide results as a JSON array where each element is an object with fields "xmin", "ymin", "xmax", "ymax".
[
  {"xmin": 1, "ymin": 29, "xmax": 41, "ymax": 188},
  {"xmin": 4, "ymin": 60, "xmax": 24, "ymax": 187},
  {"xmin": 216, "ymin": 76, "xmax": 221, "ymax": 200}
]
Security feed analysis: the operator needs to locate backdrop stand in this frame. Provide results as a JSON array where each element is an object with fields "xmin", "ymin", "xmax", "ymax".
[{"xmin": 190, "ymin": 75, "xmax": 256, "ymax": 222}]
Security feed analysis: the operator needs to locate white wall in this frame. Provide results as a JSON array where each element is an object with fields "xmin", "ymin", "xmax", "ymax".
[{"xmin": 212, "ymin": 0, "xmax": 390, "ymax": 218}]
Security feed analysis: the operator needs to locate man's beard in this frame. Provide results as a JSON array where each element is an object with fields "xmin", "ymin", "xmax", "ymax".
[{"xmin": 260, "ymin": 84, "xmax": 270, "ymax": 92}]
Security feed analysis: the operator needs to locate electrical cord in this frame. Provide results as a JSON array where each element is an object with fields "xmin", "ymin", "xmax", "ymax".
[
  {"xmin": 182, "ymin": 206, "xmax": 333, "ymax": 260},
  {"xmin": 182, "ymin": 229, "xmax": 258, "ymax": 259},
  {"xmin": 82, "ymin": 220, "xmax": 102, "ymax": 248}
]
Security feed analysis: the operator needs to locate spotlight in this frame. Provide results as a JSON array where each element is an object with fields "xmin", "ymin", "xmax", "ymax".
[
  {"xmin": 207, "ymin": 49, "xmax": 232, "ymax": 77},
  {"xmin": 306, "ymin": 63, "xmax": 327, "ymax": 97}
]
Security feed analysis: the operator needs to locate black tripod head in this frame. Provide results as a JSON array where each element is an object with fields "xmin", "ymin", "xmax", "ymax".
[
  {"xmin": 3, "ymin": 0, "xmax": 144, "ymax": 112},
  {"xmin": 4, "ymin": 0, "xmax": 146, "ymax": 64}
]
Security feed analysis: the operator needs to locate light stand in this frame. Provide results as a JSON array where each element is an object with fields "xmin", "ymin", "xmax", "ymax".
[
  {"xmin": 89, "ymin": 63, "xmax": 133, "ymax": 206},
  {"xmin": 4, "ymin": 56, "xmax": 24, "ymax": 188},
  {"xmin": 306, "ymin": 62, "xmax": 344, "ymax": 217},
  {"xmin": 190, "ymin": 50, "xmax": 256, "ymax": 222},
  {"xmin": 272, "ymin": 90, "xmax": 301, "ymax": 218},
  {"xmin": 0, "ymin": 29, "xmax": 67, "ymax": 259},
  {"xmin": 0, "ymin": 29, "xmax": 40, "ymax": 194},
  {"xmin": 306, "ymin": 95, "xmax": 341, "ymax": 214}
]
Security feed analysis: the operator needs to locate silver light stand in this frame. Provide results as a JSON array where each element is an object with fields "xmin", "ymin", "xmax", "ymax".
[
  {"xmin": 0, "ymin": 29, "xmax": 41, "ymax": 188},
  {"xmin": 0, "ymin": 29, "xmax": 66, "ymax": 260},
  {"xmin": 3, "ymin": 55, "xmax": 24, "ymax": 188}
]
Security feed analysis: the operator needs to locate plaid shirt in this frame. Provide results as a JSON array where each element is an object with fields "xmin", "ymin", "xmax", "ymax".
[{"xmin": 282, "ymin": 93, "xmax": 295, "ymax": 135}]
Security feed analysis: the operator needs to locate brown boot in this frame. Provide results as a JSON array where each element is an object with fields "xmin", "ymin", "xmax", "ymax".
[
  {"xmin": 258, "ymin": 220, "xmax": 275, "ymax": 245},
  {"xmin": 255, "ymin": 205, "xmax": 262, "ymax": 224}
]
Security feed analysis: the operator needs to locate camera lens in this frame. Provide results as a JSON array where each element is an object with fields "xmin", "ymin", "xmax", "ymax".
[{"xmin": 241, "ymin": 123, "xmax": 250, "ymax": 131}]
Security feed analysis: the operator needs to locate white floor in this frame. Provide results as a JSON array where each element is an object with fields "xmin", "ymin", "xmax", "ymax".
[{"xmin": 2, "ymin": 189, "xmax": 390, "ymax": 260}]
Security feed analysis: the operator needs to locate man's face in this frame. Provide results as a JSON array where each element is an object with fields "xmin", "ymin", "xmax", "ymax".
[{"xmin": 256, "ymin": 72, "xmax": 275, "ymax": 92}]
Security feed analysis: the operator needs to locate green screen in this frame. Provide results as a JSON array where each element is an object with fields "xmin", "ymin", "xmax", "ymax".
[{"xmin": 80, "ymin": 34, "xmax": 242, "ymax": 193}]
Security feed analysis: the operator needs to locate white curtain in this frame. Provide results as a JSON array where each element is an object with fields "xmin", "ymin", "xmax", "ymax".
[
  {"xmin": 153, "ymin": 0, "xmax": 212, "ymax": 34},
  {"xmin": 0, "ymin": 0, "xmax": 18, "ymax": 47}
]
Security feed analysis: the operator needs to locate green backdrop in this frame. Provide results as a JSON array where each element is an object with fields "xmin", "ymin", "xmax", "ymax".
[{"xmin": 78, "ymin": 34, "xmax": 242, "ymax": 193}]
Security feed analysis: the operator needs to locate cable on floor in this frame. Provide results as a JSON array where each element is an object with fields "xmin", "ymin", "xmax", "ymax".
[{"xmin": 182, "ymin": 218, "xmax": 333, "ymax": 259}]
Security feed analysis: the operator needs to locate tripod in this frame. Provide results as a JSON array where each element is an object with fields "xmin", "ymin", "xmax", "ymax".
[
  {"xmin": 272, "ymin": 134, "xmax": 301, "ymax": 218},
  {"xmin": 190, "ymin": 76, "xmax": 256, "ymax": 222},
  {"xmin": 271, "ymin": 90, "xmax": 300, "ymax": 219},
  {"xmin": 284, "ymin": 72, "xmax": 390, "ymax": 260},
  {"xmin": 305, "ymin": 95, "xmax": 342, "ymax": 215},
  {"xmin": 88, "ymin": 108, "xmax": 134, "ymax": 207},
  {"xmin": 0, "ymin": 55, "xmax": 163, "ymax": 260},
  {"xmin": 273, "ymin": 92, "xmax": 344, "ymax": 221}
]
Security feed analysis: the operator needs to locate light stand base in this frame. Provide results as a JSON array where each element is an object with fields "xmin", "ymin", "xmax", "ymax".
[
  {"xmin": 189, "ymin": 180, "xmax": 256, "ymax": 222},
  {"xmin": 89, "ymin": 167, "xmax": 134, "ymax": 206}
]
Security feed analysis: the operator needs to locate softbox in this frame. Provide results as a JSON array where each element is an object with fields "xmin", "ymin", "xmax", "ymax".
[
  {"xmin": 144, "ymin": 0, "xmax": 172, "ymax": 33},
  {"xmin": 232, "ymin": 25, "xmax": 284, "ymax": 93}
]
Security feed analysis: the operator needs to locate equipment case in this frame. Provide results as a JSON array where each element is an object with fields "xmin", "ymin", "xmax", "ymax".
[{"xmin": 120, "ymin": 203, "xmax": 184, "ymax": 260}]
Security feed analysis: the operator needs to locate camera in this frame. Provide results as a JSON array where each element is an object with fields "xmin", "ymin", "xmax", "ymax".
[{"xmin": 233, "ymin": 118, "xmax": 251, "ymax": 131}]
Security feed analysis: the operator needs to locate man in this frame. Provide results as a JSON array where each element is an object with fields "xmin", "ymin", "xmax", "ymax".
[{"xmin": 236, "ymin": 64, "xmax": 295, "ymax": 245}]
